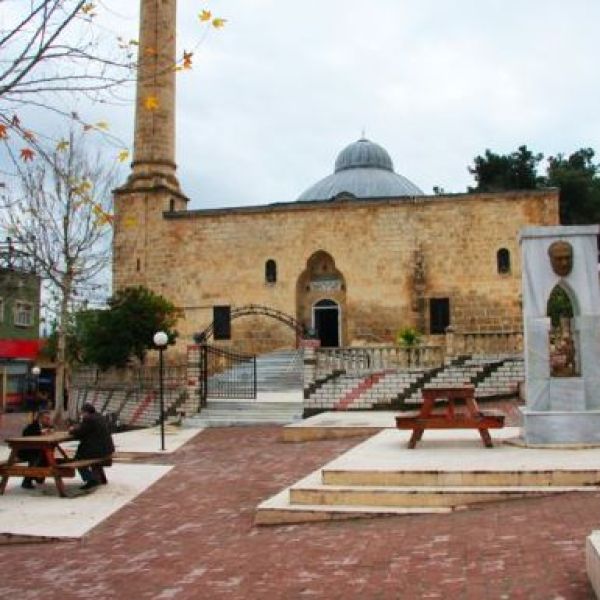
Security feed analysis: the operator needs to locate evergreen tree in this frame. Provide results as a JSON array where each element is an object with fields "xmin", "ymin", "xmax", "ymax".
[
  {"xmin": 79, "ymin": 286, "xmax": 178, "ymax": 370},
  {"xmin": 468, "ymin": 145, "xmax": 600, "ymax": 225},
  {"xmin": 468, "ymin": 145, "xmax": 544, "ymax": 192}
]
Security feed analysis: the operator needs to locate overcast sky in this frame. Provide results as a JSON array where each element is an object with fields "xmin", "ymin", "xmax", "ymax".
[{"xmin": 94, "ymin": 1, "xmax": 600, "ymax": 209}]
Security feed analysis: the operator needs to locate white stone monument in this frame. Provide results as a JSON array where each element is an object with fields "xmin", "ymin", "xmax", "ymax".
[{"xmin": 520, "ymin": 225, "xmax": 600, "ymax": 444}]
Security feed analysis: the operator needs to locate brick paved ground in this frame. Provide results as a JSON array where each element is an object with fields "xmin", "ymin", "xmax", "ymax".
[{"xmin": 0, "ymin": 421, "xmax": 597, "ymax": 599}]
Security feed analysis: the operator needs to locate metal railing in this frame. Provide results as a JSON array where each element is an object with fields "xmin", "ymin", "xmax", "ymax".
[{"xmin": 188, "ymin": 344, "xmax": 257, "ymax": 406}]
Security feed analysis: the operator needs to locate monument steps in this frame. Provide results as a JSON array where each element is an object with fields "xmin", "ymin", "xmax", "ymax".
[
  {"xmin": 255, "ymin": 427, "xmax": 600, "ymax": 525},
  {"xmin": 256, "ymin": 466, "xmax": 600, "ymax": 525}
]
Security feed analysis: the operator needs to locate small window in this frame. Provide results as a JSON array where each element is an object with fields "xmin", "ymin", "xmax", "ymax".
[
  {"xmin": 14, "ymin": 301, "xmax": 34, "ymax": 327},
  {"xmin": 213, "ymin": 305, "xmax": 231, "ymax": 340},
  {"xmin": 265, "ymin": 259, "xmax": 277, "ymax": 284},
  {"xmin": 497, "ymin": 248, "xmax": 511, "ymax": 274},
  {"xmin": 429, "ymin": 298, "xmax": 450, "ymax": 335}
]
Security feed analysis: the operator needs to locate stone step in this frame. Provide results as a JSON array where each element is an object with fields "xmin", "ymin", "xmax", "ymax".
[
  {"xmin": 322, "ymin": 468, "xmax": 600, "ymax": 487},
  {"xmin": 203, "ymin": 401, "xmax": 301, "ymax": 411},
  {"xmin": 289, "ymin": 483, "xmax": 600, "ymax": 508},
  {"xmin": 189, "ymin": 416, "xmax": 301, "ymax": 428},
  {"xmin": 255, "ymin": 499, "xmax": 450, "ymax": 526}
]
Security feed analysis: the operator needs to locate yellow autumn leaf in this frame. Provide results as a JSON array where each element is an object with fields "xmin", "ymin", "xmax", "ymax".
[
  {"xmin": 183, "ymin": 51, "xmax": 193, "ymax": 70},
  {"xmin": 56, "ymin": 139, "xmax": 70, "ymax": 151},
  {"xmin": 96, "ymin": 212, "xmax": 114, "ymax": 226},
  {"xmin": 81, "ymin": 3, "xmax": 96, "ymax": 15},
  {"xmin": 144, "ymin": 95, "xmax": 159, "ymax": 111},
  {"xmin": 95, "ymin": 121, "xmax": 109, "ymax": 131},
  {"xmin": 129, "ymin": 39, "xmax": 139, "ymax": 46},
  {"xmin": 118, "ymin": 149, "xmax": 130, "ymax": 163},
  {"xmin": 212, "ymin": 18, "xmax": 227, "ymax": 28},
  {"xmin": 199, "ymin": 10, "xmax": 212, "ymax": 21}
]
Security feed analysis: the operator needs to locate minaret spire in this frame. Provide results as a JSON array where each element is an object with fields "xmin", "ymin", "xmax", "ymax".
[{"xmin": 123, "ymin": 0, "xmax": 186, "ymax": 199}]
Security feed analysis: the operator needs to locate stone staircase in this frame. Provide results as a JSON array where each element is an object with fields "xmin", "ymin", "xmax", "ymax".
[
  {"xmin": 255, "ymin": 350, "xmax": 303, "ymax": 392},
  {"xmin": 188, "ymin": 400, "xmax": 303, "ymax": 427},
  {"xmin": 187, "ymin": 350, "xmax": 304, "ymax": 427}
]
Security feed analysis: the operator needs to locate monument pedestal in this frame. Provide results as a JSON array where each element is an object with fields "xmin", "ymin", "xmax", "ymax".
[
  {"xmin": 548, "ymin": 377, "xmax": 585, "ymax": 410},
  {"xmin": 520, "ymin": 407, "xmax": 600, "ymax": 445}
]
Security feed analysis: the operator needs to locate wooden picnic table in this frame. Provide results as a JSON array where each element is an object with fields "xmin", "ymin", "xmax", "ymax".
[
  {"xmin": 395, "ymin": 385, "xmax": 505, "ymax": 449},
  {"xmin": 0, "ymin": 432, "xmax": 81, "ymax": 497}
]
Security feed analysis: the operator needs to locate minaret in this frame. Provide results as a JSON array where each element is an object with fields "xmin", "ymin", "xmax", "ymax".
[
  {"xmin": 117, "ymin": 0, "xmax": 187, "ymax": 204},
  {"xmin": 113, "ymin": 0, "xmax": 187, "ymax": 293}
]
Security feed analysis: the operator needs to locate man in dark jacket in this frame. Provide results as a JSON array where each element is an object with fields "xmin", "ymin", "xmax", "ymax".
[
  {"xmin": 19, "ymin": 410, "xmax": 53, "ymax": 489},
  {"xmin": 69, "ymin": 403, "xmax": 115, "ymax": 490}
]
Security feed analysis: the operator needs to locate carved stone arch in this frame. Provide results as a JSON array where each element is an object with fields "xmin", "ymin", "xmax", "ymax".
[{"xmin": 296, "ymin": 250, "xmax": 347, "ymax": 347}]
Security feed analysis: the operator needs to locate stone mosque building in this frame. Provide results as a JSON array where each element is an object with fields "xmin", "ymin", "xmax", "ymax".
[{"xmin": 113, "ymin": 0, "xmax": 559, "ymax": 358}]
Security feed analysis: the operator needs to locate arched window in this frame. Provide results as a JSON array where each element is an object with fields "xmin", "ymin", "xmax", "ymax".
[
  {"xmin": 497, "ymin": 248, "xmax": 511, "ymax": 274},
  {"xmin": 265, "ymin": 259, "xmax": 277, "ymax": 283}
]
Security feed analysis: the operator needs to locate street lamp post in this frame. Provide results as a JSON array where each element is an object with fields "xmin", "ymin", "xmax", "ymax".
[
  {"xmin": 153, "ymin": 331, "xmax": 168, "ymax": 451},
  {"xmin": 31, "ymin": 365, "xmax": 41, "ymax": 413}
]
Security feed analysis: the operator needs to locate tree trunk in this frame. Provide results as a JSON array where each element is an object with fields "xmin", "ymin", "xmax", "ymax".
[{"xmin": 54, "ymin": 278, "xmax": 72, "ymax": 423}]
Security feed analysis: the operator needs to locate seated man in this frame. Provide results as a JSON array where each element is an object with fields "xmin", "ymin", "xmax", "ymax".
[
  {"xmin": 19, "ymin": 410, "xmax": 53, "ymax": 489},
  {"xmin": 68, "ymin": 403, "xmax": 115, "ymax": 490}
]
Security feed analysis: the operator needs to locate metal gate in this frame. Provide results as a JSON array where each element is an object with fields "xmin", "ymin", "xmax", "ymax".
[{"xmin": 197, "ymin": 344, "xmax": 256, "ymax": 406}]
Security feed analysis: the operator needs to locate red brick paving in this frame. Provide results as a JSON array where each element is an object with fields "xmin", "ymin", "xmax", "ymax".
[{"xmin": 0, "ymin": 424, "xmax": 597, "ymax": 599}]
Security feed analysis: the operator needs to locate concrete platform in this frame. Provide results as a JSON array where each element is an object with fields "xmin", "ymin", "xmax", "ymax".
[
  {"xmin": 0, "ymin": 463, "xmax": 172, "ymax": 541},
  {"xmin": 282, "ymin": 410, "xmax": 396, "ymax": 441},
  {"xmin": 0, "ymin": 426, "xmax": 203, "ymax": 542},
  {"xmin": 587, "ymin": 531, "xmax": 600, "ymax": 597},
  {"xmin": 257, "ymin": 427, "xmax": 600, "ymax": 525}
]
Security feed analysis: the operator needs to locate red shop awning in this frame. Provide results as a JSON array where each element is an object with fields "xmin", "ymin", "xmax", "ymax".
[{"xmin": 0, "ymin": 339, "xmax": 42, "ymax": 360}]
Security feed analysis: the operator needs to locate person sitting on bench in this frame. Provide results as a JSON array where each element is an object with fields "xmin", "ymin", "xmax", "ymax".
[
  {"xmin": 19, "ymin": 410, "xmax": 54, "ymax": 489},
  {"xmin": 69, "ymin": 403, "xmax": 115, "ymax": 490}
]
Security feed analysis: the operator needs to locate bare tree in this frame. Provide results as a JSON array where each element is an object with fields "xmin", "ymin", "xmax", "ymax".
[
  {"xmin": 0, "ymin": 1, "xmax": 224, "ymax": 162},
  {"xmin": 0, "ymin": 1, "xmax": 134, "ymax": 134},
  {"xmin": 0, "ymin": 130, "xmax": 117, "ymax": 420}
]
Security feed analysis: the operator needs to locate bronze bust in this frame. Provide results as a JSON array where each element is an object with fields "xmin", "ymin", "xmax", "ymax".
[{"xmin": 548, "ymin": 241, "xmax": 573, "ymax": 277}]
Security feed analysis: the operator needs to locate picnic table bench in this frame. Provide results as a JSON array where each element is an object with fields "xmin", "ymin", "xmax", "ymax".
[
  {"xmin": 0, "ymin": 432, "xmax": 112, "ymax": 497},
  {"xmin": 395, "ymin": 385, "xmax": 505, "ymax": 448}
]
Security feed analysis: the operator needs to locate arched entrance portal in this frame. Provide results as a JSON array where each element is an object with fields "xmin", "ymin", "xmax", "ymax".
[
  {"xmin": 296, "ymin": 250, "xmax": 346, "ymax": 347},
  {"xmin": 313, "ymin": 299, "xmax": 340, "ymax": 347}
]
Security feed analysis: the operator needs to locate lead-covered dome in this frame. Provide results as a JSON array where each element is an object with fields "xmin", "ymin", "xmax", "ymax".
[{"xmin": 297, "ymin": 138, "xmax": 423, "ymax": 201}]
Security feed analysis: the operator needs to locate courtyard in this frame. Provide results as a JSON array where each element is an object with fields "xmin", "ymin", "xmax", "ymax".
[{"xmin": 0, "ymin": 411, "xmax": 596, "ymax": 600}]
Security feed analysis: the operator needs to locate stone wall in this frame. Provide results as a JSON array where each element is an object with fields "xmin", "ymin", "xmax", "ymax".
[{"xmin": 113, "ymin": 189, "xmax": 558, "ymax": 358}]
